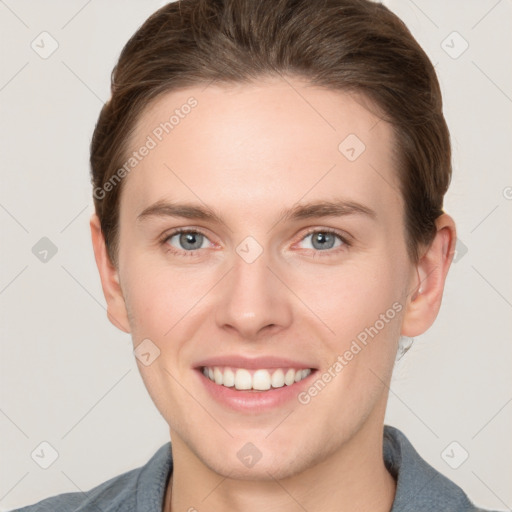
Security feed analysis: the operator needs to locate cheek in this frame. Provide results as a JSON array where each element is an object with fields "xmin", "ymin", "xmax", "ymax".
[
  {"xmin": 299, "ymin": 261, "xmax": 404, "ymax": 411},
  {"xmin": 121, "ymin": 254, "xmax": 213, "ymax": 340},
  {"xmin": 293, "ymin": 259, "xmax": 404, "ymax": 339}
]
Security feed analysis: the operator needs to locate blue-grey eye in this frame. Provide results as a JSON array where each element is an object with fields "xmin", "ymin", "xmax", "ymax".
[
  {"xmin": 300, "ymin": 231, "xmax": 343, "ymax": 251},
  {"xmin": 168, "ymin": 231, "xmax": 208, "ymax": 251}
]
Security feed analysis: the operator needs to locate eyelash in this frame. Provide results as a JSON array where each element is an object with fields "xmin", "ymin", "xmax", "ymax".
[{"xmin": 160, "ymin": 227, "xmax": 351, "ymax": 258}]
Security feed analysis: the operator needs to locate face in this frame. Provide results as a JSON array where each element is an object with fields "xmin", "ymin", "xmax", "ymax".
[{"xmin": 101, "ymin": 77, "xmax": 421, "ymax": 479}]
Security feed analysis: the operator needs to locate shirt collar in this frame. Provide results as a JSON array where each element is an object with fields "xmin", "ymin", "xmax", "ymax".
[{"xmin": 383, "ymin": 425, "xmax": 476, "ymax": 511}]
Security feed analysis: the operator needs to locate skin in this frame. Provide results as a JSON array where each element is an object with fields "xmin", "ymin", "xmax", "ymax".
[{"xmin": 91, "ymin": 76, "xmax": 456, "ymax": 512}]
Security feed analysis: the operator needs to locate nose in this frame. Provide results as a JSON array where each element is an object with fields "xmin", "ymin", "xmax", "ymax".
[{"xmin": 214, "ymin": 247, "xmax": 293, "ymax": 341}]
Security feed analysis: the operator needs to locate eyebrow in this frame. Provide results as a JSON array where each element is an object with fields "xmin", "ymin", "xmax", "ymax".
[{"xmin": 136, "ymin": 198, "xmax": 376, "ymax": 225}]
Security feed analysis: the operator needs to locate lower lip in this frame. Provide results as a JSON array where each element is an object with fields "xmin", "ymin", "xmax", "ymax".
[{"xmin": 196, "ymin": 369, "xmax": 316, "ymax": 413}]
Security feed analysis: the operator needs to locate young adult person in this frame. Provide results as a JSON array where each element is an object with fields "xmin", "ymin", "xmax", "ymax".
[{"xmin": 15, "ymin": 0, "xmax": 498, "ymax": 510}]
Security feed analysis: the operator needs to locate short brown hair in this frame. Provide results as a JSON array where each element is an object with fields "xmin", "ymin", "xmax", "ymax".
[{"xmin": 90, "ymin": 0, "xmax": 451, "ymax": 265}]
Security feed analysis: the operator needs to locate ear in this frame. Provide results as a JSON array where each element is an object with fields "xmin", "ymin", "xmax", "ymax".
[
  {"xmin": 90, "ymin": 214, "xmax": 131, "ymax": 333},
  {"xmin": 401, "ymin": 213, "xmax": 456, "ymax": 337}
]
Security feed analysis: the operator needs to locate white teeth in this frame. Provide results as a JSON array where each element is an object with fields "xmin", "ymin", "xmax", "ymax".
[
  {"xmin": 213, "ymin": 367, "xmax": 223, "ymax": 385},
  {"xmin": 252, "ymin": 369, "xmax": 271, "ymax": 391},
  {"xmin": 202, "ymin": 366, "xmax": 312, "ymax": 391},
  {"xmin": 223, "ymin": 368, "xmax": 235, "ymax": 387},
  {"xmin": 234, "ymin": 369, "xmax": 252, "ymax": 390},
  {"xmin": 284, "ymin": 368, "xmax": 295, "ymax": 386},
  {"xmin": 271, "ymin": 369, "xmax": 285, "ymax": 388}
]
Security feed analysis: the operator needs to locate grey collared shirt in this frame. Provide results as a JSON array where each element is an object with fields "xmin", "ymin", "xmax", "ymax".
[{"xmin": 13, "ymin": 425, "xmax": 498, "ymax": 511}]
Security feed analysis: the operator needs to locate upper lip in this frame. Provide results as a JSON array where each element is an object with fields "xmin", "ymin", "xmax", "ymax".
[{"xmin": 195, "ymin": 355, "xmax": 317, "ymax": 370}]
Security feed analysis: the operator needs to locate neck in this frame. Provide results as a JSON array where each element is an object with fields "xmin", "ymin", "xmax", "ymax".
[{"xmin": 164, "ymin": 417, "xmax": 396, "ymax": 512}]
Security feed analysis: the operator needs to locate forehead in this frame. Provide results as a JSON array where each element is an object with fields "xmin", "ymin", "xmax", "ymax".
[{"xmin": 121, "ymin": 77, "xmax": 402, "ymax": 224}]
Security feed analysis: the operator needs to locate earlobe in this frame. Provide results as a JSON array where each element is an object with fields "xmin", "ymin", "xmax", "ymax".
[
  {"xmin": 90, "ymin": 214, "xmax": 131, "ymax": 333},
  {"xmin": 401, "ymin": 214, "xmax": 457, "ymax": 337}
]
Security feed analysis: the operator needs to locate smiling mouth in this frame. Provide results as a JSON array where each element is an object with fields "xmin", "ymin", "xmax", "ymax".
[{"xmin": 200, "ymin": 366, "xmax": 314, "ymax": 391}]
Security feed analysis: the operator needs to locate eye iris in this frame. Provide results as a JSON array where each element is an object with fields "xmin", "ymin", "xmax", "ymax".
[
  {"xmin": 180, "ymin": 232, "xmax": 203, "ymax": 250},
  {"xmin": 312, "ymin": 232, "xmax": 336, "ymax": 250}
]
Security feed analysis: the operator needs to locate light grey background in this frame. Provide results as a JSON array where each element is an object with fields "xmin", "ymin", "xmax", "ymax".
[{"xmin": 0, "ymin": 0, "xmax": 511, "ymax": 510}]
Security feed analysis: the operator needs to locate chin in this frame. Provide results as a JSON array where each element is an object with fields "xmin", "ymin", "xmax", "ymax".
[{"xmin": 208, "ymin": 455, "xmax": 305, "ymax": 482}]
